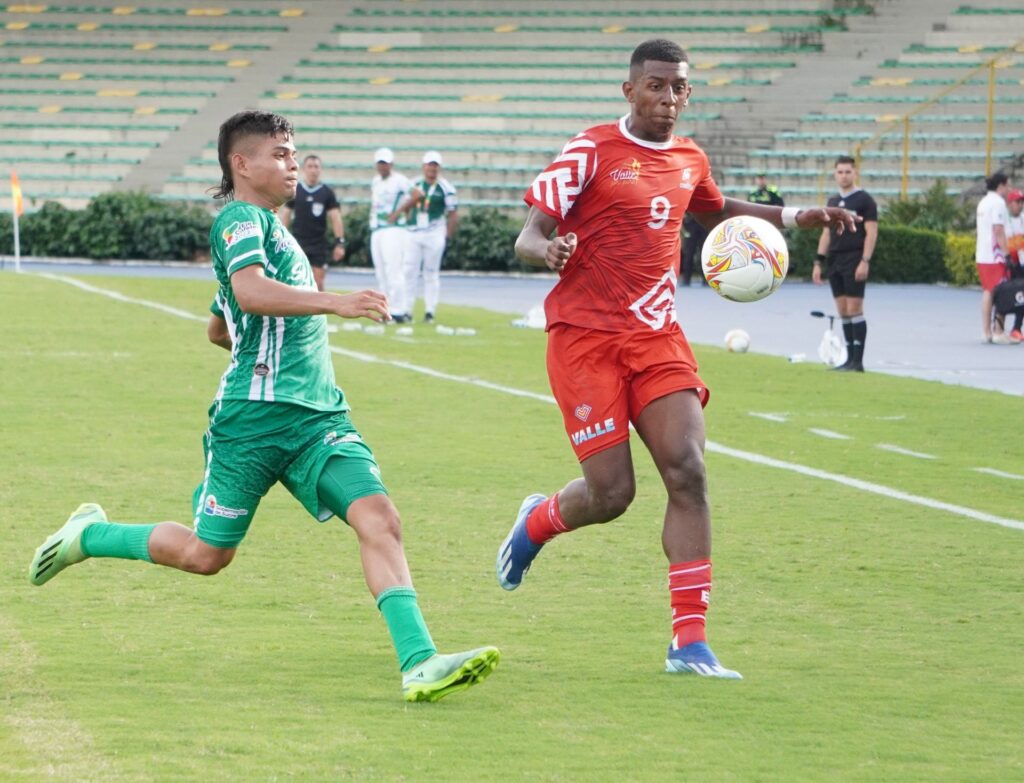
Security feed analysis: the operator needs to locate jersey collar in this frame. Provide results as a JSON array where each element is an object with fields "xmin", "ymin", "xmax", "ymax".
[
  {"xmin": 299, "ymin": 181, "xmax": 324, "ymax": 194},
  {"xmin": 617, "ymin": 115, "xmax": 676, "ymax": 151}
]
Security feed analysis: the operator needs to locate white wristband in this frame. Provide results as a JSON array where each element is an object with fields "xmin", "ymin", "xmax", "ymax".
[{"xmin": 781, "ymin": 207, "xmax": 800, "ymax": 228}]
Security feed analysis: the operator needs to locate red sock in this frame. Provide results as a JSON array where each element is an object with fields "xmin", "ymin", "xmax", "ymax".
[
  {"xmin": 525, "ymin": 493, "xmax": 569, "ymax": 545},
  {"xmin": 669, "ymin": 558, "xmax": 711, "ymax": 648}
]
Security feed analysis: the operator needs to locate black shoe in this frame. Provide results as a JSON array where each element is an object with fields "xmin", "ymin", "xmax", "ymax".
[
  {"xmin": 424, "ymin": 312, "xmax": 434, "ymax": 324},
  {"xmin": 831, "ymin": 360, "xmax": 853, "ymax": 371},
  {"xmin": 850, "ymin": 363, "xmax": 864, "ymax": 373},
  {"xmin": 392, "ymin": 313, "xmax": 410, "ymax": 324}
]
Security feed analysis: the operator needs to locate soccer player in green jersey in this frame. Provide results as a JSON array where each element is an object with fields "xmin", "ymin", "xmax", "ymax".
[{"xmin": 28, "ymin": 110, "xmax": 499, "ymax": 703}]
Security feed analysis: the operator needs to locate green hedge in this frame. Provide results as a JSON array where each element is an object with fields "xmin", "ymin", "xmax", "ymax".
[
  {"xmin": 0, "ymin": 192, "xmax": 212, "ymax": 261},
  {"xmin": 786, "ymin": 224, "xmax": 956, "ymax": 283}
]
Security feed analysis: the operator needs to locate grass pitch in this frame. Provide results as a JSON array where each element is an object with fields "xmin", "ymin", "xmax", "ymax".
[{"xmin": 1, "ymin": 271, "xmax": 1022, "ymax": 782}]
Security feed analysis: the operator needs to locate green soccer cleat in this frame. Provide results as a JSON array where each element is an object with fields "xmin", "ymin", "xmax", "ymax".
[
  {"xmin": 401, "ymin": 646, "xmax": 500, "ymax": 703},
  {"xmin": 29, "ymin": 503, "xmax": 108, "ymax": 586}
]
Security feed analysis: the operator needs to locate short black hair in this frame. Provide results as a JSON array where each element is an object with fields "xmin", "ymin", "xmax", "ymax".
[
  {"xmin": 212, "ymin": 110, "xmax": 294, "ymax": 201},
  {"xmin": 835, "ymin": 155, "xmax": 856, "ymax": 168},
  {"xmin": 302, "ymin": 154, "xmax": 321, "ymax": 165},
  {"xmin": 986, "ymin": 171, "xmax": 1009, "ymax": 191},
  {"xmin": 629, "ymin": 39, "xmax": 688, "ymax": 77}
]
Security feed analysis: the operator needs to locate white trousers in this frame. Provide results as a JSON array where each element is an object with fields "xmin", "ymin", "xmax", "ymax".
[
  {"xmin": 404, "ymin": 227, "xmax": 447, "ymax": 315},
  {"xmin": 370, "ymin": 227, "xmax": 410, "ymax": 316}
]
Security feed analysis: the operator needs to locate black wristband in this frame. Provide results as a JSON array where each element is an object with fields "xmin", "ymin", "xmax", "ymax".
[
  {"xmin": 815, "ymin": 253, "xmax": 826, "ymax": 264},
  {"xmin": 335, "ymin": 237, "xmax": 346, "ymax": 246}
]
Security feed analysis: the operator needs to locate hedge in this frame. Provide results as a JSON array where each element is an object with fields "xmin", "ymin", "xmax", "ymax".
[
  {"xmin": 0, "ymin": 192, "xmax": 985, "ymax": 286},
  {"xmin": 786, "ymin": 224, "xmax": 973, "ymax": 284}
]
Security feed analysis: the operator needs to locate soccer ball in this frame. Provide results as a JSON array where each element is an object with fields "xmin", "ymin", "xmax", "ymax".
[
  {"xmin": 701, "ymin": 216, "xmax": 789, "ymax": 302},
  {"xmin": 724, "ymin": 328, "xmax": 751, "ymax": 353}
]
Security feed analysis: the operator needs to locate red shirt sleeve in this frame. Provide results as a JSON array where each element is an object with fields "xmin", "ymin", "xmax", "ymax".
[
  {"xmin": 524, "ymin": 134, "xmax": 599, "ymax": 221},
  {"xmin": 685, "ymin": 153, "xmax": 725, "ymax": 213}
]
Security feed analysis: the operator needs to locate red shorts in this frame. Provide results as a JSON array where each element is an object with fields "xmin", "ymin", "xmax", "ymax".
[
  {"xmin": 546, "ymin": 323, "xmax": 709, "ymax": 463},
  {"xmin": 977, "ymin": 263, "xmax": 1008, "ymax": 292}
]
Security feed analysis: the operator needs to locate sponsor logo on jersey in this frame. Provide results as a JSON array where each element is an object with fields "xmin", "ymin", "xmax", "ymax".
[
  {"xmin": 679, "ymin": 167, "xmax": 694, "ymax": 190},
  {"xmin": 574, "ymin": 403, "xmax": 592, "ymax": 422},
  {"xmin": 204, "ymin": 495, "xmax": 248, "ymax": 520},
  {"xmin": 609, "ymin": 158, "xmax": 642, "ymax": 185},
  {"xmin": 270, "ymin": 228, "xmax": 297, "ymax": 255},
  {"xmin": 222, "ymin": 220, "xmax": 259, "ymax": 249},
  {"xmin": 571, "ymin": 417, "xmax": 616, "ymax": 446},
  {"xmin": 311, "ymin": 202, "xmax": 324, "ymax": 217},
  {"xmin": 253, "ymin": 362, "xmax": 270, "ymax": 377}
]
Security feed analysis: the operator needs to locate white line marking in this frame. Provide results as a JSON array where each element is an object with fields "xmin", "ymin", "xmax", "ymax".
[
  {"xmin": 808, "ymin": 428, "xmax": 851, "ymax": 440},
  {"xmin": 876, "ymin": 443, "xmax": 937, "ymax": 460},
  {"xmin": 39, "ymin": 273, "xmax": 1024, "ymax": 534},
  {"xmin": 749, "ymin": 412, "xmax": 788, "ymax": 422},
  {"xmin": 973, "ymin": 467, "xmax": 1024, "ymax": 481}
]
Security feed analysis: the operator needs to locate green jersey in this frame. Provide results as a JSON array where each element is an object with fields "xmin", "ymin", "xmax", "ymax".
[
  {"xmin": 209, "ymin": 200, "xmax": 347, "ymax": 413},
  {"xmin": 408, "ymin": 176, "xmax": 457, "ymax": 231}
]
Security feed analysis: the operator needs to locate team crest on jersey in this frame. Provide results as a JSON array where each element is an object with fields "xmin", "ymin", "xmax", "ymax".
[
  {"xmin": 574, "ymin": 404, "xmax": 592, "ymax": 422},
  {"xmin": 253, "ymin": 362, "xmax": 270, "ymax": 377},
  {"xmin": 270, "ymin": 228, "xmax": 297, "ymax": 255},
  {"xmin": 312, "ymin": 202, "xmax": 324, "ymax": 217},
  {"xmin": 609, "ymin": 158, "xmax": 642, "ymax": 185},
  {"xmin": 222, "ymin": 220, "xmax": 258, "ymax": 249},
  {"xmin": 679, "ymin": 168, "xmax": 694, "ymax": 190}
]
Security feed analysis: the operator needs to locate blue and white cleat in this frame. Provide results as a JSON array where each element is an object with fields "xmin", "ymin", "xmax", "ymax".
[
  {"xmin": 496, "ymin": 493, "xmax": 546, "ymax": 591},
  {"xmin": 665, "ymin": 641, "xmax": 743, "ymax": 679}
]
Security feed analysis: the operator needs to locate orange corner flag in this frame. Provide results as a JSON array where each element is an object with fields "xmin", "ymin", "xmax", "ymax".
[{"xmin": 11, "ymin": 172, "xmax": 24, "ymax": 217}]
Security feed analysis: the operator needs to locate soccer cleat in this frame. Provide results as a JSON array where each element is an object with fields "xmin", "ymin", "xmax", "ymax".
[
  {"xmin": 992, "ymin": 332, "xmax": 1014, "ymax": 345},
  {"xmin": 665, "ymin": 641, "xmax": 743, "ymax": 680},
  {"xmin": 496, "ymin": 493, "xmax": 546, "ymax": 591},
  {"xmin": 1010, "ymin": 329, "xmax": 1023, "ymax": 343},
  {"xmin": 29, "ymin": 503, "xmax": 108, "ymax": 586},
  {"xmin": 402, "ymin": 646, "xmax": 500, "ymax": 703},
  {"xmin": 424, "ymin": 312, "xmax": 434, "ymax": 324}
]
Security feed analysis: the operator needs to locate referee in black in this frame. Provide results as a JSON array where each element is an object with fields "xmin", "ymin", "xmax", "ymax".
[
  {"xmin": 812, "ymin": 155, "xmax": 878, "ymax": 372},
  {"xmin": 280, "ymin": 154, "xmax": 346, "ymax": 292}
]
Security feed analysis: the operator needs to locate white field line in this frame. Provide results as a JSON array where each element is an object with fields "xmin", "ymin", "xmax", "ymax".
[
  {"xmin": 808, "ymin": 428, "xmax": 851, "ymax": 440},
  {"xmin": 876, "ymin": 443, "xmax": 938, "ymax": 460},
  {"xmin": 973, "ymin": 467, "xmax": 1024, "ymax": 481},
  {"xmin": 42, "ymin": 273, "xmax": 1024, "ymax": 534},
  {"xmin": 748, "ymin": 412, "xmax": 788, "ymax": 422}
]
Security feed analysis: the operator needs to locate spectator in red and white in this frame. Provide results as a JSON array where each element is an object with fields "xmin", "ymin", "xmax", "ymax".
[{"xmin": 975, "ymin": 173, "xmax": 1012, "ymax": 344}]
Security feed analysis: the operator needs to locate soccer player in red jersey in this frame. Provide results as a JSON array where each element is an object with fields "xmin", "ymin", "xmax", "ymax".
[{"xmin": 496, "ymin": 39, "xmax": 859, "ymax": 678}]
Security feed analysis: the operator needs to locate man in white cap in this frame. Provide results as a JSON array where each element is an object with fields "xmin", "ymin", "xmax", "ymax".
[
  {"xmin": 396, "ymin": 151, "xmax": 459, "ymax": 323},
  {"xmin": 370, "ymin": 147, "xmax": 412, "ymax": 323}
]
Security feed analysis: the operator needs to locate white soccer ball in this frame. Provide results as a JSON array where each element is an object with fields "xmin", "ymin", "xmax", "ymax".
[
  {"xmin": 701, "ymin": 215, "xmax": 789, "ymax": 303},
  {"xmin": 724, "ymin": 328, "xmax": 751, "ymax": 353}
]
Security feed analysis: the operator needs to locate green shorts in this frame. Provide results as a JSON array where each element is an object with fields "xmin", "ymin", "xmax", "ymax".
[{"xmin": 192, "ymin": 400, "xmax": 387, "ymax": 548}]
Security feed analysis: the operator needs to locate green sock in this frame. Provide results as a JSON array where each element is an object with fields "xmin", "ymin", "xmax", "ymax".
[
  {"xmin": 376, "ymin": 586, "xmax": 437, "ymax": 672},
  {"xmin": 81, "ymin": 523, "xmax": 156, "ymax": 563}
]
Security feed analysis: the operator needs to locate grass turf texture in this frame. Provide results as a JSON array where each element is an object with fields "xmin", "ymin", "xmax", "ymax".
[{"xmin": 1, "ymin": 272, "xmax": 1022, "ymax": 782}]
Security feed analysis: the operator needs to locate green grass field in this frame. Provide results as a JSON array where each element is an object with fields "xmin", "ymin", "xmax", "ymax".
[{"xmin": 1, "ymin": 271, "xmax": 1022, "ymax": 782}]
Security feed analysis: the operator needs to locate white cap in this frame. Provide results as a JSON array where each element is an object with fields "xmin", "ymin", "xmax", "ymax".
[
  {"xmin": 422, "ymin": 150, "xmax": 443, "ymax": 165},
  {"xmin": 373, "ymin": 147, "xmax": 394, "ymax": 164}
]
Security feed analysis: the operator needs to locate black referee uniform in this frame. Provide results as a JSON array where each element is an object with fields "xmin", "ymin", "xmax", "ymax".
[
  {"xmin": 285, "ymin": 181, "xmax": 341, "ymax": 268},
  {"xmin": 824, "ymin": 187, "xmax": 877, "ymax": 371}
]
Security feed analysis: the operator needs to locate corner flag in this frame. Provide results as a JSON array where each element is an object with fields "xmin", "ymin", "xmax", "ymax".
[
  {"xmin": 11, "ymin": 172, "xmax": 23, "ymax": 217},
  {"xmin": 11, "ymin": 172, "xmax": 23, "ymax": 272}
]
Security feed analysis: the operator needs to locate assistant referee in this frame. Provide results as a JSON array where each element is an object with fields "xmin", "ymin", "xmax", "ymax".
[
  {"xmin": 812, "ymin": 155, "xmax": 878, "ymax": 372},
  {"xmin": 280, "ymin": 154, "xmax": 346, "ymax": 292}
]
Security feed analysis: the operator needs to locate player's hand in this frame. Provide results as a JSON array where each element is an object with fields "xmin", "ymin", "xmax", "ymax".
[
  {"xmin": 332, "ymin": 244, "xmax": 346, "ymax": 263},
  {"xmin": 854, "ymin": 260, "xmax": 869, "ymax": 282},
  {"xmin": 796, "ymin": 207, "xmax": 861, "ymax": 235},
  {"xmin": 334, "ymin": 289, "xmax": 390, "ymax": 322},
  {"xmin": 811, "ymin": 264, "xmax": 823, "ymax": 285},
  {"xmin": 546, "ymin": 232, "xmax": 577, "ymax": 272}
]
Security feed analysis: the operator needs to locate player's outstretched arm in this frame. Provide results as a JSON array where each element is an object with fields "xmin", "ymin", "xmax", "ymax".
[
  {"xmin": 515, "ymin": 207, "xmax": 576, "ymax": 272},
  {"xmin": 692, "ymin": 198, "xmax": 861, "ymax": 236},
  {"xmin": 232, "ymin": 264, "xmax": 390, "ymax": 321}
]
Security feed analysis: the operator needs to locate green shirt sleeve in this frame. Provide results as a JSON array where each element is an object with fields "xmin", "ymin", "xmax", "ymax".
[{"xmin": 213, "ymin": 204, "xmax": 268, "ymax": 276}]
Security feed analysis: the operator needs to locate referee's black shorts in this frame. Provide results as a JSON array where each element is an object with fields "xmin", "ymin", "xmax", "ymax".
[
  {"xmin": 828, "ymin": 250, "xmax": 866, "ymax": 298},
  {"xmin": 301, "ymin": 242, "xmax": 330, "ymax": 268}
]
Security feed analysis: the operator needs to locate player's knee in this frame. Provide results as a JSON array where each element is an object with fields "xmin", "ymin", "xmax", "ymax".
[
  {"xmin": 590, "ymin": 478, "xmax": 635, "ymax": 522},
  {"xmin": 663, "ymin": 445, "xmax": 708, "ymax": 504},
  {"xmin": 187, "ymin": 546, "xmax": 234, "ymax": 576}
]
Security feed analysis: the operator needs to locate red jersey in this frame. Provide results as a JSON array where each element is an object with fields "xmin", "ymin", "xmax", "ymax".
[{"xmin": 525, "ymin": 116, "xmax": 724, "ymax": 332}]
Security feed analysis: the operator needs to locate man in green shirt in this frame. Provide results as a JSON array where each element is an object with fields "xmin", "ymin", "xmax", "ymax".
[{"xmin": 28, "ymin": 111, "xmax": 499, "ymax": 703}]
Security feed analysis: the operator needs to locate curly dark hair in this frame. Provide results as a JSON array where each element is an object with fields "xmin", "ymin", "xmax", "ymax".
[
  {"xmin": 629, "ymin": 39, "xmax": 688, "ymax": 75},
  {"xmin": 212, "ymin": 110, "xmax": 294, "ymax": 201}
]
